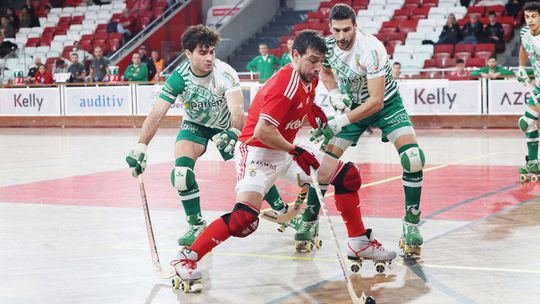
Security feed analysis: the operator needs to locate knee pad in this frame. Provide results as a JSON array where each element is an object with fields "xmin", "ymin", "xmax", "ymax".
[
  {"xmin": 519, "ymin": 115, "xmax": 538, "ymax": 133},
  {"xmin": 221, "ymin": 202, "xmax": 259, "ymax": 238},
  {"xmin": 331, "ymin": 162, "xmax": 361, "ymax": 194},
  {"xmin": 400, "ymin": 146, "xmax": 425, "ymax": 173},
  {"xmin": 170, "ymin": 166, "xmax": 196, "ymax": 191}
]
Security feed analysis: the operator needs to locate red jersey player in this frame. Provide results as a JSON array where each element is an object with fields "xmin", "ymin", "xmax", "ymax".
[{"xmin": 171, "ymin": 30, "xmax": 396, "ymax": 292}]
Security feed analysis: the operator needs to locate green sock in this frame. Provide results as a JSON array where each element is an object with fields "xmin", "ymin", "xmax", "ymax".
[
  {"xmin": 264, "ymin": 185, "xmax": 285, "ymax": 211},
  {"xmin": 526, "ymin": 130, "xmax": 539, "ymax": 161},
  {"xmin": 403, "ymin": 171, "xmax": 423, "ymax": 223},
  {"xmin": 302, "ymin": 186, "xmax": 326, "ymax": 222},
  {"xmin": 175, "ymin": 157, "xmax": 202, "ymax": 225}
]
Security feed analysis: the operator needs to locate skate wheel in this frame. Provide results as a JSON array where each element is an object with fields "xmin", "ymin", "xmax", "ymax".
[
  {"xmin": 350, "ymin": 262, "xmax": 361, "ymax": 273},
  {"xmin": 399, "ymin": 239, "xmax": 405, "ymax": 249},
  {"xmin": 191, "ymin": 281, "xmax": 203, "ymax": 293},
  {"xmin": 295, "ymin": 242, "xmax": 303, "ymax": 252},
  {"xmin": 306, "ymin": 242, "xmax": 312, "ymax": 252},
  {"xmin": 375, "ymin": 261, "xmax": 386, "ymax": 273},
  {"xmin": 171, "ymin": 276, "xmax": 180, "ymax": 289},
  {"xmin": 520, "ymin": 174, "xmax": 529, "ymax": 182},
  {"xmin": 181, "ymin": 280, "xmax": 191, "ymax": 293},
  {"xmin": 532, "ymin": 175, "xmax": 539, "ymax": 183},
  {"xmin": 315, "ymin": 239, "xmax": 322, "ymax": 249}
]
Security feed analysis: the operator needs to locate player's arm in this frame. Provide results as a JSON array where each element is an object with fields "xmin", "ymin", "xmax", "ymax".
[
  {"xmin": 138, "ymin": 98, "xmax": 171, "ymax": 144},
  {"xmin": 225, "ymin": 90, "xmax": 244, "ymax": 130},
  {"xmin": 320, "ymin": 66, "xmax": 351, "ymax": 112},
  {"xmin": 346, "ymin": 76, "xmax": 385, "ymax": 123},
  {"xmin": 320, "ymin": 66, "xmax": 339, "ymax": 91},
  {"xmin": 518, "ymin": 44, "xmax": 530, "ymax": 83},
  {"xmin": 254, "ymin": 119, "xmax": 295, "ymax": 152}
]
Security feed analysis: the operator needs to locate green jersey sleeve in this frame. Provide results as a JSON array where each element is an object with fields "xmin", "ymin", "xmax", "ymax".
[
  {"xmin": 360, "ymin": 40, "xmax": 388, "ymax": 79},
  {"xmin": 323, "ymin": 36, "xmax": 335, "ymax": 69},
  {"xmin": 159, "ymin": 65, "xmax": 186, "ymax": 103}
]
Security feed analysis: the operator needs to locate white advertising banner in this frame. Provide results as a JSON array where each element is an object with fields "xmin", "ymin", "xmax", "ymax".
[
  {"xmin": 398, "ymin": 79, "xmax": 482, "ymax": 115},
  {"xmin": 206, "ymin": 5, "xmax": 244, "ymax": 25},
  {"xmin": 488, "ymin": 79, "xmax": 531, "ymax": 114},
  {"xmin": 0, "ymin": 87, "xmax": 60, "ymax": 115},
  {"xmin": 64, "ymin": 86, "xmax": 132, "ymax": 115},
  {"xmin": 136, "ymin": 84, "xmax": 184, "ymax": 116}
]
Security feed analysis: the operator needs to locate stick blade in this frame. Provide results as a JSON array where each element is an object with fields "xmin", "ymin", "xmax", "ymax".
[{"xmin": 156, "ymin": 267, "xmax": 176, "ymax": 279}]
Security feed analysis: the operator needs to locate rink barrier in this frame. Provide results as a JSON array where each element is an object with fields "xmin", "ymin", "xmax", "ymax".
[{"xmin": 0, "ymin": 79, "xmax": 527, "ymax": 127}]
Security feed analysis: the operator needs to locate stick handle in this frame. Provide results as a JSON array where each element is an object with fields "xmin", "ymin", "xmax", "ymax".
[{"xmin": 138, "ymin": 175, "xmax": 162, "ymax": 271}]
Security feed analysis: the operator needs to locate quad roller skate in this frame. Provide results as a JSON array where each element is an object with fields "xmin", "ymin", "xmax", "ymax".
[
  {"xmin": 399, "ymin": 218, "xmax": 423, "ymax": 258},
  {"xmin": 178, "ymin": 219, "xmax": 207, "ymax": 247},
  {"xmin": 171, "ymin": 249, "xmax": 203, "ymax": 293},
  {"xmin": 294, "ymin": 220, "xmax": 322, "ymax": 252},
  {"xmin": 518, "ymin": 157, "xmax": 540, "ymax": 183},
  {"xmin": 347, "ymin": 229, "xmax": 396, "ymax": 274}
]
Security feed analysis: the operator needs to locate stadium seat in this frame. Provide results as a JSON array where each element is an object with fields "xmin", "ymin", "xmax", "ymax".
[
  {"xmin": 399, "ymin": 20, "xmax": 418, "ymax": 34},
  {"xmin": 466, "ymin": 57, "xmax": 486, "ymax": 67}
]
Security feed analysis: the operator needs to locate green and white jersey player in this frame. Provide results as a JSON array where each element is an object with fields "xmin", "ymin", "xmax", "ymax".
[
  {"xmin": 126, "ymin": 25, "xmax": 286, "ymax": 247},
  {"xmin": 516, "ymin": 2, "xmax": 540, "ymax": 179},
  {"xmin": 309, "ymin": 4, "xmax": 426, "ymax": 255}
]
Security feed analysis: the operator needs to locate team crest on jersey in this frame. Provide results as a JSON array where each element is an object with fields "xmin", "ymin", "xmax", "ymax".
[{"xmin": 248, "ymin": 168, "xmax": 257, "ymax": 177}]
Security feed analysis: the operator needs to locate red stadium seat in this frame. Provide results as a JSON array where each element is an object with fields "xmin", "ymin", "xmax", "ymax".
[
  {"xmin": 422, "ymin": 0, "xmax": 438, "ymax": 8},
  {"xmin": 307, "ymin": 12, "xmax": 324, "ymax": 21},
  {"xmin": 139, "ymin": 16, "xmax": 152, "ymax": 29},
  {"xmin": 79, "ymin": 39, "xmax": 93, "ymax": 52},
  {"xmin": 455, "ymin": 44, "xmax": 474, "ymax": 53},
  {"xmin": 433, "ymin": 53, "xmax": 451, "ymax": 65},
  {"xmin": 403, "ymin": 0, "xmax": 420, "ymax": 9},
  {"xmin": 108, "ymin": 32, "xmax": 123, "ymax": 40},
  {"xmin": 94, "ymin": 32, "xmax": 108, "ymax": 40},
  {"xmin": 26, "ymin": 37, "xmax": 40, "ymax": 47},
  {"xmin": 467, "ymin": 6, "xmax": 485, "ymax": 16},
  {"xmin": 399, "ymin": 20, "xmax": 418, "ymax": 34},
  {"xmin": 293, "ymin": 23, "xmax": 309, "ymax": 32},
  {"xmin": 486, "ymin": 5, "xmax": 505, "ymax": 16},
  {"xmin": 424, "ymin": 59, "xmax": 439, "ymax": 68},
  {"xmin": 81, "ymin": 34, "xmax": 94, "ymax": 41},
  {"xmin": 72, "ymin": 15, "xmax": 84, "ymax": 24},
  {"xmin": 386, "ymin": 39, "xmax": 404, "ymax": 49},
  {"xmin": 466, "ymin": 57, "xmax": 486, "ymax": 67},
  {"xmin": 63, "ymin": 46, "xmax": 74, "ymax": 59},
  {"xmin": 454, "ymin": 52, "xmax": 472, "ymax": 62},
  {"xmin": 392, "ymin": 15, "xmax": 409, "ymax": 22},
  {"xmin": 385, "ymin": 44, "xmax": 396, "ymax": 57},
  {"xmin": 434, "ymin": 44, "xmax": 454, "ymax": 55},
  {"xmin": 111, "ymin": 13, "xmax": 122, "ymax": 22},
  {"xmin": 442, "ymin": 57, "xmax": 457, "ymax": 68},
  {"xmin": 502, "ymin": 23, "xmax": 513, "ymax": 41},
  {"xmin": 387, "ymin": 32, "xmax": 407, "ymax": 41},
  {"xmin": 394, "ymin": 8, "xmax": 412, "ymax": 17},
  {"xmin": 475, "ymin": 43, "xmax": 495, "ymax": 53}
]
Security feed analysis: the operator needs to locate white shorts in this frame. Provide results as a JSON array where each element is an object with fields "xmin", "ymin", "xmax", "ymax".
[{"xmin": 234, "ymin": 143, "xmax": 326, "ymax": 195}]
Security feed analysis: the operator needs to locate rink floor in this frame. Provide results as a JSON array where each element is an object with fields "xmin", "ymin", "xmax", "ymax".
[{"xmin": 1, "ymin": 127, "xmax": 539, "ymax": 304}]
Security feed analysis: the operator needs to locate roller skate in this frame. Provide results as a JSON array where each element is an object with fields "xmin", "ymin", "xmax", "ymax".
[
  {"xmin": 171, "ymin": 249, "xmax": 203, "ymax": 293},
  {"xmin": 518, "ymin": 157, "xmax": 540, "ymax": 183},
  {"xmin": 178, "ymin": 217, "xmax": 207, "ymax": 247},
  {"xmin": 294, "ymin": 220, "xmax": 322, "ymax": 252},
  {"xmin": 399, "ymin": 215, "xmax": 423, "ymax": 258},
  {"xmin": 347, "ymin": 229, "xmax": 396, "ymax": 274}
]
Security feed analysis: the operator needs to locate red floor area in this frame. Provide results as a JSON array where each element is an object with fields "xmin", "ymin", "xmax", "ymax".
[{"xmin": 0, "ymin": 161, "xmax": 537, "ymax": 221}]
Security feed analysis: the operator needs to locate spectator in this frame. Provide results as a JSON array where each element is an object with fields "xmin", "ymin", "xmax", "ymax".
[
  {"xmin": 89, "ymin": 46, "xmax": 110, "ymax": 82},
  {"xmin": 151, "ymin": 50, "xmax": 164, "ymax": 82},
  {"xmin": 392, "ymin": 62, "xmax": 401, "ymax": 79},
  {"xmin": 506, "ymin": 0, "xmax": 525, "ymax": 18},
  {"xmin": 0, "ymin": 34, "xmax": 17, "ymax": 58},
  {"xmin": 118, "ymin": 8, "xmax": 137, "ymax": 41},
  {"xmin": 5, "ymin": 8, "xmax": 20, "ymax": 29},
  {"xmin": 449, "ymin": 58, "xmax": 470, "ymax": 78},
  {"xmin": 246, "ymin": 43, "xmax": 280, "ymax": 83},
  {"xmin": 0, "ymin": 16, "xmax": 15, "ymax": 38},
  {"xmin": 484, "ymin": 12, "xmax": 505, "ymax": 53},
  {"xmin": 67, "ymin": 53, "xmax": 86, "ymax": 83},
  {"xmin": 54, "ymin": 58, "xmax": 68, "ymax": 74},
  {"xmin": 436, "ymin": 14, "xmax": 461, "ymax": 45},
  {"xmin": 123, "ymin": 53, "xmax": 148, "ymax": 82},
  {"xmin": 138, "ymin": 45, "xmax": 156, "ymax": 80},
  {"xmin": 34, "ymin": 64, "xmax": 53, "ymax": 84},
  {"xmin": 22, "ymin": 0, "xmax": 40, "ymax": 27},
  {"xmin": 27, "ymin": 56, "xmax": 42, "ymax": 82},
  {"xmin": 49, "ymin": 0, "xmax": 65, "ymax": 8},
  {"xmin": 459, "ymin": 14, "xmax": 484, "ymax": 44},
  {"xmin": 469, "ymin": 56, "xmax": 515, "ymax": 79},
  {"xmin": 20, "ymin": 7, "xmax": 32, "ymax": 28},
  {"xmin": 71, "ymin": 41, "xmax": 93, "ymax": 62},
  {"xmin": 280, "ymin": 38, "xmax": 293, "ymax": 68}
]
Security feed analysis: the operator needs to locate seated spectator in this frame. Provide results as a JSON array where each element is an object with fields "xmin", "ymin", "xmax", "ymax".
[
  {"xmin": 54, "ymin": 58, "xmax": 68, "ymax": 74},
  {"xmin": 23, "ymin": 0, "xmax": 40, "ymax": 27},
  {"xmin": 0, "ymin": 34, "xmax": 17, "ymax": 58},
  {"xmin": 151, "ymin": 50, "xmax": 164, "ymax": 82},
  {"xmin": 89, "ymin": 46, "xmax": 110, "ymax": 82},
  {"xmin": 124, "ymin": 53, "xmax": 148, "ymax": 82},
  {"xmin": 437, "ymin": 14, "xmax": 461, "ymax": 45},
  {"xmin": 449, "ymin": 58, "xmax": 470, "ymax": 78},
  {"xmin": 118, "ymin": 9, "xmax": 137, "ymax": 41},
  {"xmin": 27, "ymin": 56, "xmax": 42, "ymax": 83},
  {"xmin": 20, "ymin": 7, "xmax": 32, "ymax": 28},
  {"xmin": 34, "ymin": 64, "xmax": 54, "ymax": 84},
  {"xmin": 68, "ymin": 53, "xmax": 86, "ymax": 83},
  {"xmin": 0, "ymin": 16, "xmax": 15, "ymax": 38},
  {"xmin": 506, "ymin": 0, "xmax": 525, "ymax": 18},
  {"xmin": 393, "ymin": 61, "xmax": 401, "ymax": 79},
  {"xmin": 138, "ymin": 45, "xmax": 156, "ymax": 80},
  {"xmin": 5, "ymin": 8, "xmax": 20, "ymax": 30},
  {"xmin": 246, "ymin": 43, "xmax": 280, "ymax": 83},
  {"xmin": 469, "ymin": 56, "xmax": 515, "ymax": 79},
  {"xmin": 459, "ymin": 14, "xmax": 484, "ymax": 45},
  {"xmin": 280, "ymin": 38, "xmax": 293, "ymax": 68},
  {"xmin": 484, "ymin": 12, "xmax": 505, "ymax": 53}
]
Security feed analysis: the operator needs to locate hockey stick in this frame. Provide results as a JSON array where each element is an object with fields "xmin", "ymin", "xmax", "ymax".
[
  {"xmin": 260, "ymin": 187, "xmax": 308, "ymax": 223},
  {"xmin": 138, "ymin": 175, "xmax": 176, "ymax": 279},
  {"xmin": 310, "ymin": 168, "xmax": 375, "ymax": 304}
]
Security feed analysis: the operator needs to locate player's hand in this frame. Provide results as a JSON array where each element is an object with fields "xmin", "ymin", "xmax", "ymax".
[
  {"xmin": 517, "ymin": 66, "xmax": 530, "ymax": 84},
  {"xmin": 212, "ymin": 128, "xmax": 240, "ymax": 161},
  {"xmin": 309, "ymin": 114, "xmax": 351, "ymax": 144},
  {"xmin": 329, "ymin": 89, "xmax": 352, "ymax": 113},
  {"xmin": 126, "ymin": 143, "xmax": 147, "ymax": 177},
  {"xmin": 306, "ymin": 103, "xmax": 328, "ymax": 130},
  {"xmin": 289, "ymin": 146, "xmax": 319, "ymax": 175}
]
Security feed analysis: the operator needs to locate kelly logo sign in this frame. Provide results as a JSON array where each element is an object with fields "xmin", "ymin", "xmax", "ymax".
[{"xmin": 0, "ymin": 88, "xmax": 60, "ymax": 115}]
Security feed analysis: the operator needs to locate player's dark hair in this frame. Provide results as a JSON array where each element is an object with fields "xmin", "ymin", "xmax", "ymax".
[
  {"xmin": 293, "ymin": 30, "xmax": 327, "ymax": 56},
  {"xmin": 489, "ymin": 55, "xmax": 497, "ymax": 60},
  {"xmin": 393, "ymin": 62, "xmax": 401, "ymax": 66},
  {"xmin": 329, "ymin": 3, "xmax": 356, "ymax": 25},
  {"xmin": 456, "ymin": 58, "xmax": 464, "ymax": 64},
  {"xmin": 524, "ymin": 1, "xmax": 540, "ymax": 14},
  {"xmin": 182, "ymin": 24, "xmax": 220, "ymax": 52}
]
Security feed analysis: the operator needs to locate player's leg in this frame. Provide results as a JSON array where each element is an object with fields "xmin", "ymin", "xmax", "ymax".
[
  {"xmin": 518, "ymin": 104, "xmax": 540, "ymax": 181},
  {"xmin": 172, "ymin": 122, "xmax": 210, "ymax": 247}
]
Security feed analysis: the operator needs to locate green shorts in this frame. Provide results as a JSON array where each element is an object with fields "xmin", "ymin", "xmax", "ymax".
[
  {"xmin": 176, "ymin": 120, "xmax": 223, "ymax": 149},
  {"xmin": 527, "ymin": 86, "xmax": 540, "ymax": 107},
  {"xmin": 336, "ymin": 94, "xmax": 415, "ymax": 146}
]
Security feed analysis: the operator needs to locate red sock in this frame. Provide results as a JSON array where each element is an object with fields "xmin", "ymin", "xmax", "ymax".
[
  {"xmin": 189, "ymin": 217, "xmax": 231, "ymax": 260},
  {"xmin": 335, "ymin": 192, "xmax": 366, "ymax": 237}
]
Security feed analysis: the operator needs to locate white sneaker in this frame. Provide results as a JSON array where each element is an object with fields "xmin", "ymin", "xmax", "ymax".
[
  {"xmin": 347, "ymin": 229, "xmax": 396, "ymax": 261},
  {"xmin": 171, "ymin": 249, "xmax": 201, "ymax": 280}
]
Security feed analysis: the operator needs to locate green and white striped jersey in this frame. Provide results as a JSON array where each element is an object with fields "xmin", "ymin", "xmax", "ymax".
[
  {"xmin": 520, "ymin": 26, "xmax": 540, "ymax": 82},
  {"xmin": 323, "ymin": 31, "xmax": 399, "ymax": 108},
  {"xmin": 159, "ymin": 59, "xmax": 241, "ymax": 130}
]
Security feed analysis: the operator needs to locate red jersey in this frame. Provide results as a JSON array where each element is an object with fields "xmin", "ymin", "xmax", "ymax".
[{"xmin": 239, "ymin": 64, "xmax": 318, "ymax": 149}]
